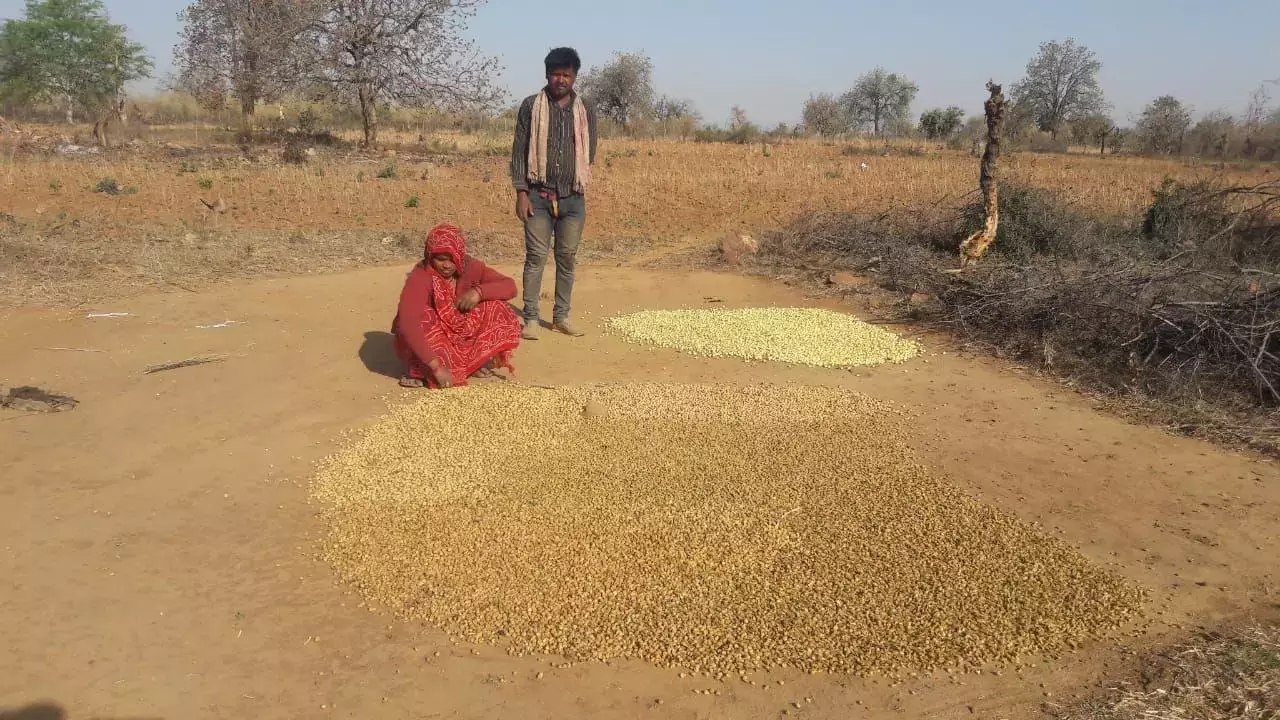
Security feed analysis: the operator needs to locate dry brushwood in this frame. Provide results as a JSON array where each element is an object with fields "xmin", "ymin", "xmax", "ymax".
[
  {"xmin": 1053, "ymin": 626, "xmax": 1280, "ymax": 720},
  {"xmin": 313, "ymin": 384, "xmax": 1144, "ymax": 676},
  {"xmin": 959, "ymin": 81, "xmax": 1006, "ymax": 267}
]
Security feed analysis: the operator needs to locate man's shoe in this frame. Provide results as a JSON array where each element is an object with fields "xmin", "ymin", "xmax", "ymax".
[
  {"xmin": 552, "ymin": 319, "xmax": 585, "ymax": 337},
  {"xmin": 521, "ymin": 320, "xmax": 541, "ymax": 340}
]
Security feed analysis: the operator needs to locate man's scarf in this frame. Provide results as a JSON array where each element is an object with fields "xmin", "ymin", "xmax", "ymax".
[{"xmin": 528, "ymin": 89, "xmax": 591, "ymax": 194}]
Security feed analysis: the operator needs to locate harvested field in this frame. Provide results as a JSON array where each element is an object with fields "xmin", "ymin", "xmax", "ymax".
[
  {"xmin": 313, "ymin": 383, "xmax": 1144, "ymax": 676},
  {"xmin": 607, "ymin": 307, "xmax": 921, "ymax": 367},
  {"xmin": 2, "ymin": 131, "xmax": 1275, "ymax": 306}
]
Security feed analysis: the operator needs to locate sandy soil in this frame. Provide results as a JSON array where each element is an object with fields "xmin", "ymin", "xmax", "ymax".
[{"xmin": 1, "ymin": 263, "xmax": 1277, "ymax": 720}]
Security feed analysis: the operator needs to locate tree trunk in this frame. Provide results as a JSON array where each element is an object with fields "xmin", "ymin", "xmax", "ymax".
[
  {"xmin": 93, "ymin": 116, "xmax": 110, "ymax": 148},
  {"xmin": 65, "ymin": 97, "xmax": 74, "ymax": 124},
  {"xmin": 240, "ymin": 96, "xmax": 256, "ymax": 134},
  {"xmin": 359, "ymin": 86, "xmax": 379, "ymax": 148},
  {"xmin": 959, "ymin": 81, "xmax": 1007, "ymax": 267}
]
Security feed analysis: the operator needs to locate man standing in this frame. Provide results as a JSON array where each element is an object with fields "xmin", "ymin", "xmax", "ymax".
[{"xmin": 510, "ymin": 47, "xmax": 598, "ymax": 339}]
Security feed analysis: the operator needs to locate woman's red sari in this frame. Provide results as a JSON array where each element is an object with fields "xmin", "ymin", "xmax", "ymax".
[{"xmin": 392, "ymin": 224, "xmax": 521, "ymax": 388}]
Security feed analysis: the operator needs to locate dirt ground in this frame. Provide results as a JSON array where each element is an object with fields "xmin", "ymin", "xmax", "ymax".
[{"xmin": 1, "ymin": 263, "xmax": 1278, "ymax": 720}]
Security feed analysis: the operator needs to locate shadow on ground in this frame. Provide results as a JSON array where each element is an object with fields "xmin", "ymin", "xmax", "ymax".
[
  {"xmin": 359, "ymin": 331, "xmax": 402, "ymax": 379},
  {"xmin": 0, "ymin": 702, "xmax": 160, "ymax": 720}
]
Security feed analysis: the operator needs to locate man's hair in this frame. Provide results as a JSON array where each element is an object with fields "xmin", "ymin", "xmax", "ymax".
[{"xmin": 544, "ymin": 47, "xmax": 581, "ymax": 74}]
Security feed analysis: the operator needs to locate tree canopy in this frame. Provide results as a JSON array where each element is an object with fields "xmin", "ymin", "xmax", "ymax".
[
  {"xmin": 301, "ymin": 0, "xmax": 502, "ymax": 148},
  {"xmin": 1010, "ymin": 38, "xmax": 1107, "ymax": 139},
  {"xmin": 840, "ymin": 67, "xmax": 918, "ymax": 136},
  {"xmin": 174, "ymin": 0, "xmax": 317, "ymax": 127},
  {"xmin": 0, "ymin": 0, "xmax": 151, "ymax": 123},
  {"xmin": 1136, "ymin": 95, "xmax": 1192, "ymax": 155},
  {"xmin": 579, "ymin": 51, "xmax": 655, "ymax": 128}
]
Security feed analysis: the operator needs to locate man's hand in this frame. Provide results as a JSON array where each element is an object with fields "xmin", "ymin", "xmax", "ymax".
[
  {"xmin": 455, "ymin": 288, "xmax": 482, "ymax": 313},
  {"xmin": 515, "ymin": 191, "xmax": 533, "ymax": 221},
  {"xmin": 429, "ymin": 360, "xmax": 455, "ymax": 389}
]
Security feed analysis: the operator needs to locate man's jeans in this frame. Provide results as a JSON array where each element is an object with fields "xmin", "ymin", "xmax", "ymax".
[{"xmin": 522, "ymin": 192, "xmax": 586, "ymax": 324}]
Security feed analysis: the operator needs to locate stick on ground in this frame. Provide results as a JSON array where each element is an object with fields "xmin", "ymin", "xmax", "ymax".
[{"xmin": 143, "ymin": 354, "xmax": 228, "ymax": 374}]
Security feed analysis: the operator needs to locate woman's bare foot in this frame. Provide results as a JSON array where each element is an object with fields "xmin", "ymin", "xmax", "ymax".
[{"xmin": 399, "ymin": 376, "xmax": 425, "ymax": 388}]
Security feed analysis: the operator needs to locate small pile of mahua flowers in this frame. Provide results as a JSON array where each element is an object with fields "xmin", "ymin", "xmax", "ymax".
[{"xmin": 607, "ymin": 307, "xmax": 920, "ymax": 367}]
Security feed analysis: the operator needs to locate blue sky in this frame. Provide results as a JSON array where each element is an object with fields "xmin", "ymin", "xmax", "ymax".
[{"xmin": 2, "ymin": 0, "xmax": 1277, "ymax": 126}]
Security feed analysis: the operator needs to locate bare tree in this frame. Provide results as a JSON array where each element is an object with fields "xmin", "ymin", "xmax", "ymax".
[
  {"xmin": 653, "ymin": 95, "xmax": 693, "ymax": 121},
  {"xmin": 1244, "ymin": 83, "xmax": 1271, "ymax": 129},
  {"xmin": 175, "ymin": 0, "xmax": 317, "ymax": 131},
  {"xmin": 801, "ymin": 93, "xmax": 847, "ymax": 137},
  {"xmin": 578, "ymin": 51, "xmax": 654, "ymax": 129},
  {"xmin": 1010, "ymin": 38, "xmax": 1107, "ymax": 140},
  {"xmin": 305, "ymin": 0, "xmax": 501, "ymax": 148},
  {"xmin": 1136, "ymin": 95, "xmax": 1192, "ymax": 155},
  {"xmin": 840, "ymin": 67, "xmax": 918, "ymax": 136},
  {"xmin": 653, "ymin": 95, "xmax": 696, "ymax": 140},
  {"xmin": 729, "ymin": 105, "xmax": 750, "ymax": 130}
]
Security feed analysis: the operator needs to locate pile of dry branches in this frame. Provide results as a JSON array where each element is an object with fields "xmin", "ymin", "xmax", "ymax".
[
  {"xmin": 1054, "ymin": 626, "xmax": 1280, "ymax": 720},
  {"xmin": 759, "ymin": 179, "xmax": 1280, "ymax": 448}
]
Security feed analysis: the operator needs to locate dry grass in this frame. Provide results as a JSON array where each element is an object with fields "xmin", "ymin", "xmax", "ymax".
[
  {"xmin": 0, "ymin": 125, "xmax": 1275, "ymax": 307},
  {"xmin": 1055, "ymin": 626, "xmax": 1280, "ymax": 719}
]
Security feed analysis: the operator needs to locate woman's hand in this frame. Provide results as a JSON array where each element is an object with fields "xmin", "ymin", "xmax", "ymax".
[
  {"xmin": 455, "ymin": 288, "xmax": 482, "ymax": 313},
  {"xmin": 428, "ymin": 360, "xmax": 455, "ymax": 389}
]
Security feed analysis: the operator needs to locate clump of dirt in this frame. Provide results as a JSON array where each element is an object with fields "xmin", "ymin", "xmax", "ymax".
[
  {"xmin": 0, "ymin": 386, "xmax": 78, "ymax": 413},
  {"xmin": 312, "ymin": 383, "xmax": 1144, "ymax": 676}
]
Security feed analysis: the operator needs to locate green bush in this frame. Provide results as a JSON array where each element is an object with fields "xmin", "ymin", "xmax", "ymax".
[
  {"xmin": 94, "ymin": 177, "xmax": 121, "ymax": 195},
  {"xmin": 405, "ymin": 195, "xmax": 420, "ymax": 208},
  {"xmin": 958, "ymin": 183, "xmax": 1102, "ymax": 261},
  {"xmin": 377, "ymin": 164, "xmax": 398, "ymax": 179},
  {"xmin": 198, "ymin": 178, "xmax": 213, "ymax": 190}
]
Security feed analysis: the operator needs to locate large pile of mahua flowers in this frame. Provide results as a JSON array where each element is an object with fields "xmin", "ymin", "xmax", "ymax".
[
  {"xmin": 312, "ymin": 384, "xmax": 1142, "ymax": 675},
  {"xmin": 607, "ymin": 307, "xmax": 920, "ymax": 367}
]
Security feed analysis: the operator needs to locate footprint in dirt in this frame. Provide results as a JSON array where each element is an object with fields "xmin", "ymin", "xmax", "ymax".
[{"xmin": 0, "ymin": 386, "xmax": 79, "ymax": 413}]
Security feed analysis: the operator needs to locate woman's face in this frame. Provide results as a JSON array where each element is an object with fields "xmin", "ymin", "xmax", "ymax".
[{"xmin": 429, "ymin": 252, "xmax": 457, "ymax": 278}]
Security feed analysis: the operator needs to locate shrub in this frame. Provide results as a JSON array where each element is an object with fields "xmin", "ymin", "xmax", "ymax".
[
  {"xmin": 282, "ymin": 142, "xmax": 310, "ymax": 165},
  {"xmin": 94, "ymin": 177, "xmax": 121, "ymax": 195},
  {"xmin": 377, "ymin": 164, "xmax": 398, "ymax": 179},
  {"xmin": 1142, "ymin": 178, "xmax": 1280, "ymax": 269},
  {"xmin": 958, "ymin": 183, "xmax": 1105, "ymax": 261},
  {"xmin": 198, "ymin": 178, "xmax": 213, "ymax": 190},
  {"xmin": 405, "ymin": 195, "xmax": 420, "ymax": 208},
  {"xmin": 296, "ymin": 108, "xmax": 320, "ymax": 135}
]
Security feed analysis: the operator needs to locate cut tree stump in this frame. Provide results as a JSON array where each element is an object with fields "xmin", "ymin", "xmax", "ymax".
[{"xmin": 958, "ymin": 81, "xmax": 1007, "ymax": 267}]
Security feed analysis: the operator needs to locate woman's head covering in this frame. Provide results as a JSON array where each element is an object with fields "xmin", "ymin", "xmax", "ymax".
[{"xmin": 425, "ymin": 223, "xmax": 466, "ymax": 267}]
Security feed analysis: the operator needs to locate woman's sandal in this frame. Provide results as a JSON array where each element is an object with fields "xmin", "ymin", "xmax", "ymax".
[{"xmin": 399, "ymin": 376, "xmax": 425, "ymax": 388}]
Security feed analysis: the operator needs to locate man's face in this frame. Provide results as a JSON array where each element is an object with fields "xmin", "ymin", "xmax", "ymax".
[{"xmin": 546, "ymin": 67, "xmax": 576, "ymax": 99}]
